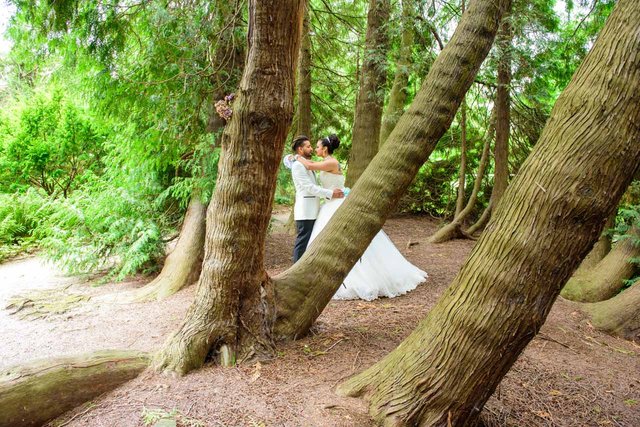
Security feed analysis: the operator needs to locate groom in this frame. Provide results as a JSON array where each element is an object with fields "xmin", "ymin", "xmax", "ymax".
[{"xmin": 290, "ymin": 135, "xmax": 343, "ymax": 262}]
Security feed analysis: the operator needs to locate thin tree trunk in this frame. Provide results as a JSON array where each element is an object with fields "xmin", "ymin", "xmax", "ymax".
[
  {"xmin": 0, "ymin": 351, "xmax": 149, "ymax": 427},
  {"xmin": 581, "ymin": 281, "xmax": 640, "ymax": 341},
  {"xmin": 153, "ymin": 0, "xmax": 303, "ymax": 375},
  {"xmin": 492, "ymin": 5, "xmax": 512, "ymax": 204},
  {"xmin": 454, "ymin": 0, "xmax": 468, "ymax": 218},
  {"xmin": 379, "ymin": 0, "xmax": 415, "ymax": 147},
  {"xmin": 130, "ymin": 195, "xmax": 206, "ymax": 301},
  {"xmin": 345, "ymin": 0, "xmax": 391, "ymax": 187},
  {"xmin": 455, "ymin": 101, "xmax": 468, "ymax": 217},
  {"xmin": 466, "ymin": 197, "xmax": 492, "ymax": 235},
  {"xmin": 468, "ymin": 6, "xmax": 512, "ymax": 233},
  {"xmin": 429, "ymin": 128, "xmax": 491, "ymax": 243},
  {"xmin": 274, "ymin": 0, "xmax": 511, "ymax": 339},
  {"xmin": 337, "ymin": 2, "xmax": 640, "ymax": 424},
  {"xmin": 296, "ymin": 3, "xmax": 312, "ymax": 137},
  {"xmin": 561, "ymin": 225, "xmax": 640, "ymax": 303}
]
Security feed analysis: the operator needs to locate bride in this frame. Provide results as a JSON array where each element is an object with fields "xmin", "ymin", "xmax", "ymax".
[{"xmin": 293, "ymin": 134, "xmax": 427, "ymax": 301}]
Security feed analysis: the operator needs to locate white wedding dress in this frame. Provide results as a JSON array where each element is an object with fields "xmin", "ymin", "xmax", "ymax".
[{"xmin": 308, "ymin": 171, "xmax": 427, "ymax": 301}]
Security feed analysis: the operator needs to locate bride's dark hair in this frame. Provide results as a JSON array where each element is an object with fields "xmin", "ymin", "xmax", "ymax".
[{"xmin": 320, "ymin": 134, "xmax": 340, "ymax": 154}]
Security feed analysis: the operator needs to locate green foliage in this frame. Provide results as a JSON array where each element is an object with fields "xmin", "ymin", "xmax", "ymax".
[
  {"xmin": 0, "ymin": 189, "xmax": 53, "ymax": 261},
  {"xmin": 0, "ymin": 90, "xmax": 105, "ymax": 196},
  {"xmin": 40, "ymin": 176, "xmax": 172, "ymax": 281}
]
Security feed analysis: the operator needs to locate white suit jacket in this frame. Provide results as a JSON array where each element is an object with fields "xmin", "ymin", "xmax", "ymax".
[{"xmin": 291, "ymin": 161, "xmax": 333, "ymax": 220}]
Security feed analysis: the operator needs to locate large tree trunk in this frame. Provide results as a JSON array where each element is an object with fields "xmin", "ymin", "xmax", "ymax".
[
  {"xmin": 336, "ymin": 2, "xmax": 640, "ymax": 425},
  {"xmin": 379, "ymin": 0, "xmax": 415, "ymax": 147},
  {"xmin": 128, "ymin": 3, "xmax": 244, "ymax": 302},
  {"xmin": 130, "ymin": 195, "xmax": 206, "ymax": 302},
  {"xmin": 561, "ymin": 225, "xmax": 640, "ymax": 302},
  {"xmin": 0, "ymin": 351, "xmax": 149, "ymax": 427},
  {"xmin": 295, "ymin": 3, "xmax": 312, "ymax": 137},
  {"xmin": 274, "ymin": 0, "xmax": 511, "ymax": 339},
  {"xmin": 429, "ymin": 127, "xmax": 491, "ymax": 243},
  {"xmin": 345, "ymin": 0, "xmax": 391, "ymax": 187},
  {"xmin": 581, "ymin": 281, "xmax": 640, "ymax": 341},
  {"xmin": 152, "ymin": 0, "xmax": 303, "ymax": 375}
]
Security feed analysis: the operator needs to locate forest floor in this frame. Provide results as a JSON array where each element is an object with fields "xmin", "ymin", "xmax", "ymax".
[{"xmin": 1, "ymin": 212, "xmax": 639, "ymax": 427}]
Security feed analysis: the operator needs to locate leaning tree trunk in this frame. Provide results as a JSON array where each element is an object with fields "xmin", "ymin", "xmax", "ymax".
[
  {"xmin": 379, "ymin": 0, "xmax": 415, "ymax": 147},
  {"xmin": 295, "ymin": 2, "xmax": 312, "ymax": 137},
  {"xmin": 273, "ymin": 0, "xmax": 511, "ymax": 339},
  {"xmin": 130, "ymin": 195, "xmax": 206, "ymax": 302},
  {"xmin": 152, "ymin": 0, "xmax": 303, "ymax": 375},
  {"xmin": 345, "ymin": 0, "xmax": 391, "ymax": 187},
  {"xmin": 336, "ymin": 2, "xmax": 640, "ymax": 425},
  {"xmin": 0, "ymin": 351, "xmax": 148, "ymax": 427},
  {"xmin": 429, "ymin": 126, "xmax": 491, "ymax": 243},
  {"xmin": 561, "ymin": 225, "xmax": 640, "ymax": 303},
  {"xmin": 580, "ymin": 281, "xmax": 640, "ymax": 342}
]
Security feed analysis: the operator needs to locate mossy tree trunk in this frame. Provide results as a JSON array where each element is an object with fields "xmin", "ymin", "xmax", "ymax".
[
  {"xmin": 581, "ymin": 281, "xmax": 640, "ymax": 341},
  {"xmin": 153, "ymin": 0, "xmax": 304, "ymax": 375},
  {"xmin": 345, "ymin": 0, "xmax": 391, "ymax": 187},
  {"xmin": 379, "ymin": 0, "xmax": 415, "ymax": 147},
  {"xmin": 336, "ymin": 2, "xmax": 640, "ymax": 425},
  {"xmin": 0, "ymin": 351, "xmax": 149, "ymax": 427},
  {"xmin": 561, "ymin": 225, "xmax": 640, "ymax": 302},
  {"xmin": 273, "ymin": 0, "xmax": 511, "ymax": 339}
]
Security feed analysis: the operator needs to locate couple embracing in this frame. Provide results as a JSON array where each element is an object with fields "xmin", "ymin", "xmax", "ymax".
[{"xmin": 285, "ymin": 134, "xmax": 427, "ymax": 301}]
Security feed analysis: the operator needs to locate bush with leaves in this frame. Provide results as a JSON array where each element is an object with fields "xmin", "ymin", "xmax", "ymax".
[
  {"xmin": 0, "ymin": 189, "xmax": 53, "ymax": 261},
  {"xmin": 40, "ymin": 175, "xmax": 173, "ymax": 280},
  {"xmin": 0, "ymin": 90, "xmax": 105, "ymax": 197}
]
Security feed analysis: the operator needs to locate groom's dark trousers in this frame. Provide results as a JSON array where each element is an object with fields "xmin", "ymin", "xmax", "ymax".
[{"xmin": 293, "ymin": 219, "xmax": 315, "ymax": 262}]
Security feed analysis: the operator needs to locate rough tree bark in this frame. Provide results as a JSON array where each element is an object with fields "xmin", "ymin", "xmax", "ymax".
[
  {"xmin": 561, "ymin": 226, "xmax": 640, "ymax": 302},
  {"xmin": 273, "ymin": 0, "xmax": 511, "ymax": 339},
  {"xmin": 345, "ymin": 0, "xmax": 391, "ymax": 187},
  {"xmin": 336, "ymin": 1, "xmax": 640, "ymax": 425},
  {"xmin": 581, "ymin": 281, "xmax": 640, "ymax": 341},
  {"xmin": 152, "ymin": 0, "xmax": 304, "ymax": 375},
  {"xmin": 127, "ymin": 2, "xmax": 244, "ymax": 302},
  {"xmin": 0, "ymin": 351, "xmax": 149, "ymax": 427},
  {"xmin": 379, "ymin": 0, "xmax": 415, "ymax": 147}
]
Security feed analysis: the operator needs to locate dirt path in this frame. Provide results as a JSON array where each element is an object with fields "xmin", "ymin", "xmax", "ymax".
[{"xmin": 1, "ymin": 216, "xmax": 638, "ymax": 426}]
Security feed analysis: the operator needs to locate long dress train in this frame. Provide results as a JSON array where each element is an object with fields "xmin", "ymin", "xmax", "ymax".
[{"xmin": 308, "ymin": 171, "xmax": 427, "ymax": 301}]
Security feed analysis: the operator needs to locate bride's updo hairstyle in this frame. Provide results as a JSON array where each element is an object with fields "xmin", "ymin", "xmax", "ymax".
[{"xmin": 320, "ymin": 134, "xmax": 340, "ymax": 154}]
